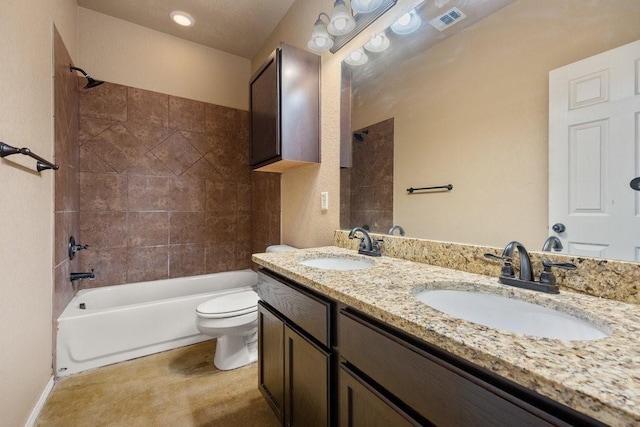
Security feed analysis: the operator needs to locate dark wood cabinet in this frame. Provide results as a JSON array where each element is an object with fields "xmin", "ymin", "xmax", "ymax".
[
  {"xmin": 339, "ymin": 364, "xmax": 421, "ymax": 427},
  {"xmin": 258, "ymin": 302, "xmax": 285, "ymax": 422},
  {"xmin": 249, "ymin": 43, "xmax": 320, "ymax": 173},
  {"xmin": 257, "ymin": 271, "xmax": 333, "ymax": 426},
  {"xmin": 284, "ymin": 325, "xmax": 331, "ymax": 427},
  {"xmin": 257, "ymin": 268, "xmax": 604, "ymax": 427}
]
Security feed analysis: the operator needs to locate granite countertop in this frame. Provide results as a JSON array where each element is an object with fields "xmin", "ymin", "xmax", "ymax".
[{"xmin": 252, "ymin": 246, "xmax": 640, "ymax": 427}]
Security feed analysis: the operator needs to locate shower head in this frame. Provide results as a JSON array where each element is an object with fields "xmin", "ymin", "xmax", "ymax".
[
  {"xmin": 353, "ymin": 129, "xmax": 369, "ymax": 141},
  {"xmin": 70, "ymin": 65, "xmax": 104, "ymax": 89}
]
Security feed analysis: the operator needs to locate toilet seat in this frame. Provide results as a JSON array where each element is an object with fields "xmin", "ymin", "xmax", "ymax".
[{"xmin": 196, "ymin": 290, "xmax": 259, "ymax": 319}]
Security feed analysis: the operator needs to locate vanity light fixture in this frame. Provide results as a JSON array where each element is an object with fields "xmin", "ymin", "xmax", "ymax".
[
  {"xmin": 344, "ymin": 48, "xmax": 369, "ymax": 66},
  {"xmin": 308, "ymin": 13, "xmax": 334, "ymax": 52},
  {"xmin": 351, "ymin": 0, "xmax": 384, "ymax": 14},
  {"xmin": 307, "ymin": 0, "xmax": 397, "ymax": 54},
  {"xmin": 327, "ymin": 0, "xmax": 356, "ymax": 36},
  {"xmin": 390, "ymin": 9, "xmax": 421, "ymax": 35},
  {"xmin": 170, "ymin": 11, "xmax": 194, "ymax": 27},
  {"xmin": 364, "ymin": 31, "xmax": 390, "ymax": 52}
]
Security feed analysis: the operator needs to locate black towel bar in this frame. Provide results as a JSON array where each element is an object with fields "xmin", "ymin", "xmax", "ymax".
[
  {"xmin": 0, "ymin": 141, "xmax": 58, "ymax": 172},
  {"xmin": 407, "ymin": 184, "xmax": 453, "ymax": 193}
]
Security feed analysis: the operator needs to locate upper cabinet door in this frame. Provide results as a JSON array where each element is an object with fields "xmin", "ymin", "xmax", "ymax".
[
  {"xmin": 249, "ymin": 43, "xmax": 320, "ymax": 173},
  {"xmin": 250, "ymin": 53, "xmax": 279, "ymax": 167}
]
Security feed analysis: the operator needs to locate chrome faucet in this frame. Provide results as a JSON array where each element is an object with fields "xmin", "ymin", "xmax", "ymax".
[
  {"xmin": 388, "ymin": 225, "xmax": 405, "ymax": 236},
  {"xmin": 484, "ymin": 241, "xmax": 575, "ymax": 294},
  {"xmin": 542, "ymin": 236, "xmax": 563, "ymax": 252},
  {"xmin": 348, "ymin": 227, "xmax": 382, "ymax": 257}
]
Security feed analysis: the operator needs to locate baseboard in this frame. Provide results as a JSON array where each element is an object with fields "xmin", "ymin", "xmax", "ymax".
[{"xmin": 25, "ymin": 376, "xmax": 54, "ymax": 427}]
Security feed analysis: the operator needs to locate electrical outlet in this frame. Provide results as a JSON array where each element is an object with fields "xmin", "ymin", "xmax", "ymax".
[{"xmin": 321, "ymin": 192, "xmax": 329, "ymax": 211}]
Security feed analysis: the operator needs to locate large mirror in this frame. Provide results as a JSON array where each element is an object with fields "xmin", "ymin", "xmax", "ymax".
[{"xmin": 340, "ymin": 0, "xmax": 640, "ymax": 262}]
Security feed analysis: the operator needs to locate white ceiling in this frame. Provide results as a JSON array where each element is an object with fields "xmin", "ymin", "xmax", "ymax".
[{"xmin": 77, "ymin": 0, "xmax": 297, "ymax": 59}]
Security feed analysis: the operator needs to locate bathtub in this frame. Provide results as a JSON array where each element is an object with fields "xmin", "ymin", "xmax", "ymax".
[{"xmin": 56, "ymin": 270, "xmax": 258, "ymax": 377}]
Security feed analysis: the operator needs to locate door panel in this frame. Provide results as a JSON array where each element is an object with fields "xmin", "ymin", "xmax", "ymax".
[{"xmin": 549, "ymin": 39, "xmax": 640, "ymax": 261}]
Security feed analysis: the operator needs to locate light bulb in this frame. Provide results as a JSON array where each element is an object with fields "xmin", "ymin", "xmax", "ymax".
[
  {"xmin": 315, "ymin": 37, "xmax": 327, "ymax": 47},
  {"xmin": 351, "ymin": 51, "xmax": 362, "ymax": 61},
  {"xmin": 398, "ymin": 13, "xmax": 411, "ymax": 26},
  {"xmin": 334, "ymin": 18, "xmax": 346, "ymax": 30},
  {"xmin": 170, "ymin": 11, "xmax": 194, "ymax": 27},
  {"xmin": 371, "ymin": 35, "xmax": 382, "ymax": 47}
]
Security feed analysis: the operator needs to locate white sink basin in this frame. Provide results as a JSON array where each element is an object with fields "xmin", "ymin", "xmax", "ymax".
[
  {"xmin": 299, "ymin": 257, "xmax": 374, "ymax": 271},
  {"xmin": 415, "ymin": 289, "xmax": 610, "ymax": 341}
]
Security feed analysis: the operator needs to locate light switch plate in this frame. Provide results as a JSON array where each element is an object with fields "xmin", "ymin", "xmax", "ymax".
[{"xmin": 321, "ymin": 192, "xmax": 329, "ymax": 211}]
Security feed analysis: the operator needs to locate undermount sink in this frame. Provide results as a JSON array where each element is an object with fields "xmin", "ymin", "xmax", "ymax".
[
  {"xmin": 415, "ymin": 289, "xmax": 611, "ymax": 341},
  {"xmin": 299, "ymin": 257, "xmax": 374, "ymax": 271}
]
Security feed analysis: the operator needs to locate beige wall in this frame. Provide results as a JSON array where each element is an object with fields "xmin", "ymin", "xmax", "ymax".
[
  {"xmin": 78, "ymin": 8, "xmax": 250, "ymax": 111},
  {"xmin": 352, "ymin": 0, "xmax": 640, "ymax": 249},
  {"xmin": 0, "ymin": 1, "xmax": 78, "ymax": 425},
  {"xmin": 251, "ymin": 0, "xmax": 423, "ymax": 249}
]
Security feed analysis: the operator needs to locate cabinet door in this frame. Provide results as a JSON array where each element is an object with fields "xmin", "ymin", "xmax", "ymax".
[
  {"xmin": 258, "ymin": 302, "xmax": 284, "ymax": 422},
  {"xmin": 339, "ymin": 365, "xmax": 422, "ymax": 427},
  {"xmin": 250, "ymin": 53, "xmax": 279, "ymax": 166},
  {"xmin": 284, "ymin": 326, "xmax": 330, "ymax": 427}
]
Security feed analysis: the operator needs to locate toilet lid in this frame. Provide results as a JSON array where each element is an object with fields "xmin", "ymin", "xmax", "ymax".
[{"xmin": 196, "ymin": 290, "xmax": 259, "ymax": 319}]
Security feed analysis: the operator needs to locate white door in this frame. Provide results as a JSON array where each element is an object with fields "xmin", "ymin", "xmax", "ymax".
[{"xmin": 549, "ymin": 39, "xmax": 640, "ymax": 262}]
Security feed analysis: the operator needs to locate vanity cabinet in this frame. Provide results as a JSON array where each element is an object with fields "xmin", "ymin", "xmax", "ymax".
[
  {"xmin": 257, "ymin": 268, "xmax": 604, "ymax": 427},
  {"xmin": 338, "ymin": 308, "xmax": 605, "ymax": 427},
  {"xmin": 249, "ymin": 43, "xmax": 320, "ymax": 173},
  {"xmin": 257, "ymin": 270, "xmax": 333, "ymax": 426}
]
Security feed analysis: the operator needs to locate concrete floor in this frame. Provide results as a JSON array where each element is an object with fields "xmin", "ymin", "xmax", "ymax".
[{"xmin": 37, "ymin": 340, "xmax": 280, "ymax": 426}]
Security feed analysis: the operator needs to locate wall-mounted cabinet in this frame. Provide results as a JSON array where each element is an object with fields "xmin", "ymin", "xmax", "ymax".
[{"xmin": 249, "ymin": 43, "xmax": 320, "ymax": 173}]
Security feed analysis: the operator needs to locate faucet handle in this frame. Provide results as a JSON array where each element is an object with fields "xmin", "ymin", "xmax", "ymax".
[
  {"xmin": 542, "ymin": 260, "xmax": 577, "ymax": 270},
  {"xmin": 484, "ymin": 253, "xmax": 515, "ymax": 277},
  {"xmin": 540, "ymin": 260, "xmax": 577, "ymax": 286}
]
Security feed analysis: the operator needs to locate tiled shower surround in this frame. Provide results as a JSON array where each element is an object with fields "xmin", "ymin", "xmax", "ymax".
[
  {"xmin": 341, "ymin": 118, "xmax": 394, "ymax": 233},
  {"xmin": 53, "ymin": 28, "xmax": 80, "ymax": 319},
  {"xmin": 76, "ymin": 81, "xmax": 280, "ymax": 288}
]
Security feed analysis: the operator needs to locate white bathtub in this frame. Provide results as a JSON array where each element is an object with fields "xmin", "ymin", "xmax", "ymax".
[{"xmin": 56, "ymin": 270, "xmax": 258, "ymax": 377}]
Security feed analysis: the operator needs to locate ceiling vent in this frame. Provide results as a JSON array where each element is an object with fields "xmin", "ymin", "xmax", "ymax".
[{"xmin": 429, "ymin": 7, "xmax": 466, "ymax": 31}]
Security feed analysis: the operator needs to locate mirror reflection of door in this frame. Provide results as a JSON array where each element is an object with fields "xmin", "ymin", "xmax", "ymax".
[{"xmin": 549, "ymin": 39, "xmax": 640, "ymax": 262}]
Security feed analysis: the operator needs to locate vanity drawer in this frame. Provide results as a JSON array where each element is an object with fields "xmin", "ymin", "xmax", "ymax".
[
  {"xmin": 339, "ymin": 310, "xmax": 565, "ymax": 427},
  {"xmin": 258, "ymin": 270, "xmax": 331, "ymax": 346}
]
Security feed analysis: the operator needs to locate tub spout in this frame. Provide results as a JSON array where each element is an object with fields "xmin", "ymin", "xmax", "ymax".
[{"xmin": 70, "ymin": 271, "xmax": 95, "ymax": 282}]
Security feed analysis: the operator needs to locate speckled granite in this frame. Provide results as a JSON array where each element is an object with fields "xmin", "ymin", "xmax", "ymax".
[
  {"xmin": 252, "ymin": 246, "xmax": 640, "ymax": 426},
  {"xmin": 334, "ymin": 230, "xmax": 640, "ymax": 305}
]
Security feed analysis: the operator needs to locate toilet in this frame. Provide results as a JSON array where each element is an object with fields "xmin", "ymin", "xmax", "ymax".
[{"xmin": 195, "ymin": 244, "xmax": 297, "ymax": 370}]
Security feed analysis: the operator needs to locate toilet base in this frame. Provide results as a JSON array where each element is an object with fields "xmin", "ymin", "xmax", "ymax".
[{"xmin": 213, "ymin": 329, "xmax": 258, "ymax": 371}]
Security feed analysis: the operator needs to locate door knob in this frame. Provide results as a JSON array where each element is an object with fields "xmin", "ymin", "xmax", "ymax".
[
  {"xmin": 552, "ymin": 223, "xmax": 566, "ymax": 233},
  {"xmin": 630, "ymin": 177, "xmax": 640, "ymax": 191}
]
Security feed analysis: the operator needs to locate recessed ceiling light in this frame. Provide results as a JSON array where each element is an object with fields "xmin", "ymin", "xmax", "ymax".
[{"xmin": 170, "ymin": 11, "xmax": 194, "ymax": 27}]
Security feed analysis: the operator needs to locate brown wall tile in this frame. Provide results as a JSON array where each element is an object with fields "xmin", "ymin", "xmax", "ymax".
[
  {"xmin": 152, "ymin": 131, "xmax": 201, "ymax": 176},
  {"xmin": 126, "ymin": 246, "xmax": 169, "ymax": 283},
  {"xmin": 80, "ymin": 211, "xmax": 127, "ymax": 247},
  {"xmin": 170, "ymin": 212, "xmax": 205, "ymax": 244},
  {"xmin": 205, "ymin": 243, "xmax": 236, "ymax": 273},
  {"xmin": 78, "ymin": 247, "xmax": 128, "ymax": 288},
  {"xmin": 85, "ymin": 123, "xmax": 148, "ymax": 173},
  {"xmin": 127, "ymin": 212, "xmax": 169, "ymax": 246},
  {"xmin": 78, "ymin": 81, "xmax": 127, "ymax": 122},
  {"xmin": 169, "ymin": 244, "xmax": 205, "ymax": 278},
  {"xmin": 80, "ymin": 172, "xmax": 127, "ymax": 211},
  {"xmin": 128, "ymin": 87, "xmax": 168, "ymax": 128},
  {"xmin": 169, "ymin": 96, "xmax": 205, "ymax": 132},
  {"xmin": 206, "ymin": 179, "xmax": 237, "ymax": 212},
  {"xmin": 127, "ymin": 175, "xmax": 171, "ymax": 211}
]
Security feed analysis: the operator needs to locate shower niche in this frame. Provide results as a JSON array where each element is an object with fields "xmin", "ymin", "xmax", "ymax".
[{"xmin": 249, "ymin": 43, "xmax": 320, "ymax": 173}]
